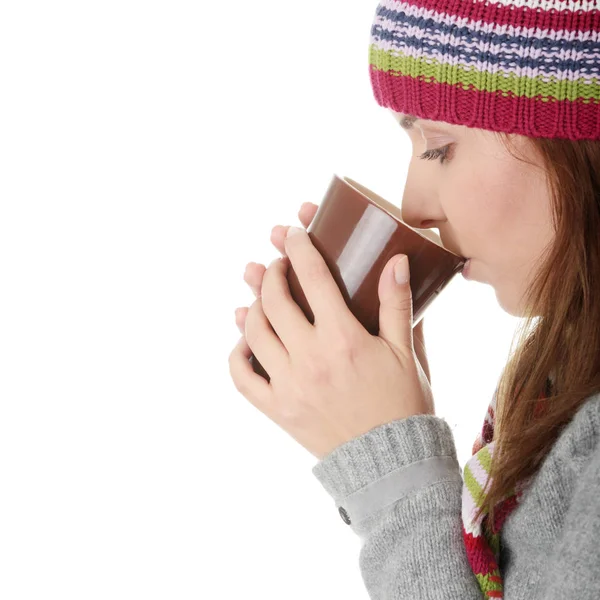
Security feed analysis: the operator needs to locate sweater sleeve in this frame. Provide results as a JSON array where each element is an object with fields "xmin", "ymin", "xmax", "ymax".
[
  {"xmin": 311, "ymin": 414, "xmax": 484, "ymax": 600},
  {"xmin": 535, "ymin": 441, "xmax": 600, "ymax": 600}
]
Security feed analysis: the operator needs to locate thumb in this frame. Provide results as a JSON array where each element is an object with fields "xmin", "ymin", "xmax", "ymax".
[{"xmin": 377, "ymin": 255, "xmax": 414, "ymax": 353}]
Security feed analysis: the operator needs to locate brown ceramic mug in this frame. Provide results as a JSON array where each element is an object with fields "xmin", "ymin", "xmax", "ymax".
[{"xmin": 250, "ymin": 174, "xmax": 466, "ymax": 382}]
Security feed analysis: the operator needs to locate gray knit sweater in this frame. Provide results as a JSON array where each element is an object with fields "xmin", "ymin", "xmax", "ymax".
[{"xmin": 312, "ymin": 392, "xmax": 600, "ymax": 599}]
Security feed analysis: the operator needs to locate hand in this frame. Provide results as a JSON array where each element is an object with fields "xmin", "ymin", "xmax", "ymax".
[
  {"xmin": 237, "ymin": 202, "xmax": 432, "ymax": 385},
  {"xmin": 229, "ymin": 204, "xmax": 435, "ymax": 459}
]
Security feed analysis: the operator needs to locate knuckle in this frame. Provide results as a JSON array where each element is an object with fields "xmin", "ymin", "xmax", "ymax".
[
  {"xmin": 276, "ymin": 392, "xmax": 310, "ymax": 427},
  {"xmin": 230, "ymin": 368, "xmax": 249, "ymax": 396},
  {"xmin": 340, "ymin": 342, "xmax": 361, "ymax": 369},
  {"xmin": 301, "ymin": 354, "xmax": 331, "ymax": 384},
  {"xmin": 242, "ymin": 311, "xmax": 256, "ymax": 345},
  {"xmin": 234, "ymin": 380, "xmax": 249, "ymax": 397},
  {"xmin": 397, "ymin": 296, "xmax": 414, "ymax": 314},
  {"xmin": 322, "ymin": 323, "xmax": 362, "ymax": 356},
  {"xmin": 332, "ymin": 328, "xmax": 359, "ymax": 352},
  {"xmin": 259, "ymin": 287, "xmax": 276, "ymax": 313},
  {"xmin": 228, "ymin": 360, "xmax": 244, "ymax": 394},
  {"xmin": 246, "ymin": 298, "xmax": 261, "ymax": 324},
  {"xmin": 278, "ymin": 402, "xmax": 303, "ymax": 426}
]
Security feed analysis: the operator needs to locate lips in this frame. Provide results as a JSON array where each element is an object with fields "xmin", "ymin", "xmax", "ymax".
[{"xmin": 461, "ymin": 258, "xmax": 472, "ymax": 279}]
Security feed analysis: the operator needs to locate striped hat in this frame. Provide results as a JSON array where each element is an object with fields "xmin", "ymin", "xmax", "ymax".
[{"xmin": 368, "ymin": 1, "xmax": 600, "ymax": 140}]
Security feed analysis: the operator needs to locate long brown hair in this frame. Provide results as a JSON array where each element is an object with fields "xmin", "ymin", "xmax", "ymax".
[{"xmin": 474, "ymin": 132, "xmax": 600, "ymax": 530}]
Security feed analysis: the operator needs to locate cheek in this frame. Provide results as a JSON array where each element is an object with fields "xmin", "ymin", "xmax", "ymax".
[
  {"xmin": 443, "ymin": 180, "xmax": 508, "ymax": 250},
  {"xmin": 450, "ymin": 143, "xmax": 527, "ymax": 226},
  {"xmin": 446, "ymin": 159, "xmax": 536, "ymax": 249}
]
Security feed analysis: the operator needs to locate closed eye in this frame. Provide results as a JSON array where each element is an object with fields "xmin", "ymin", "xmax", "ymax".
[{"xmin": 418, "ymin": 144, "xmax": 452, "ymax": 164}]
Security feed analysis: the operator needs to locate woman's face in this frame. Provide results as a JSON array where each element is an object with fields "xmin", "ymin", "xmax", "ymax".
[{"xmin": 390, "ymin": 109, "xmax": 555, "ymax": 317}]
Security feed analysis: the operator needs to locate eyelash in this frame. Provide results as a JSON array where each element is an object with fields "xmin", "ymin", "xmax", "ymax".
[{"xmin": 418, "ymin": 144, "xmax": 452, "ymax": 164}]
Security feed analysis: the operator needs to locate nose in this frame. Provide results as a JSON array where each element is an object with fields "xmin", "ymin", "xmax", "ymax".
[
  {"xmin": 417, "ymin": 219, "xmax": 436, "ymax": 228},
  {"xmin": 401, "ymin": 207, "xmax": 443, "ymax": 246},
  {"xmin": 401, "ymin": 208, "xmax": 440, "ymax": 232},
  {"xmin": 400, "ymin": 165, "xmax": 446, "ymax": 234},
  {"xmin": 400, "ymin": 186, "xmax": 442, "ymax": 231}
]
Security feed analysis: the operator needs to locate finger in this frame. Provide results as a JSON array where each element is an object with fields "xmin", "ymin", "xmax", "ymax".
[
  {"xmin": 298, "ymin": 202, "xmax": 319, "ymax": 228},
  {"xmin": 235, "ymin": 306, "xmax": 249, "ymax": 333},
  {"xmin": 228, "ymin": 336, "xmax": 272, "ymax": 404},
  {"xmin": 244, "ymin": 263, "xmax": 266, "ymax": 297},
  {"xmin": 412, "ymin": 318, "xmax": 431, "ymax": 384},
  {"xmin": 413, "ymin": 318, "xmax": 425, "ymax": 347},
  {"xmin": 245, "ymin": 295, "xmax": 291, "ymax": 379},
  {"xmin": 270, "ymin": 203, "xmax": 319, "ymax": 256},
  {"xmin": 283, "ymin": 228, "xmax": 354, "ymax": 331},
  {"xmin": 270, "ymin": 226, "xmax": 290, "ymax": 256},
  {"xmin": 261, "ymin": 257, "xmax": 313, "ymax": 350}
]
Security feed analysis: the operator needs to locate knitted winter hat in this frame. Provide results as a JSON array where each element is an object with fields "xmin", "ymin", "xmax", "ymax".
[{"xmin": 368, "ymin": 0, "xmax": 600, "ymax": 140}]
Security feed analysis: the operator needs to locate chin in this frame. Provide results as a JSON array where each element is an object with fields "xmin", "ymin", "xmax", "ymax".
[{"xmin": 495, "ymin": 288, "xmax": 526, "ymax": 318}]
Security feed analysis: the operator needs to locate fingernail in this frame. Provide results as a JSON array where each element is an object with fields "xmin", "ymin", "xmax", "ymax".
[
  {"xmin": 394, "ymin": 256, "xmax": 409, "ymax": 284},
  {"xmin": 286, "ymin": 226, "xmax": 303, "ymax": 239}
]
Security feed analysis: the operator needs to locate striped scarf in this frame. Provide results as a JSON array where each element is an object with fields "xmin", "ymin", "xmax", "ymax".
[{"xmin": 461, "ymin": 377, "xmax": 552, "ymax": 598}]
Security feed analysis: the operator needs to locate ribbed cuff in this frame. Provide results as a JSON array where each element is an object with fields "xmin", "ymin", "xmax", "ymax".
[{"xmin": 312, "ymin": 415, "xmax": 462, "ymax": 525}]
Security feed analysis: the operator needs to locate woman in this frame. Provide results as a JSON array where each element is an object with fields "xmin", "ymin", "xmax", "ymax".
[{"xmin": 229, "ymin": 1, "xmax": 600, "ymax": 598}]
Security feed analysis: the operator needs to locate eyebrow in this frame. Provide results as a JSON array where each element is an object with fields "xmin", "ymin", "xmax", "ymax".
[{"xmin": 398, "ymin": 114, "xmax": 419, "ymax": 130}]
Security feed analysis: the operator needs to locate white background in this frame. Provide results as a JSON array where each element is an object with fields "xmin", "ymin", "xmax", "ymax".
[{"xmin": 0, "ymin": 1, "xmax": 519, "ymax": 598}]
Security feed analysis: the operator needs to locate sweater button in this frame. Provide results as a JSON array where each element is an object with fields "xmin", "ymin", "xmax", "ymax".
[{"xmin": 338, "ymin": 506, "xmax": 351, "ymax": 525}]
